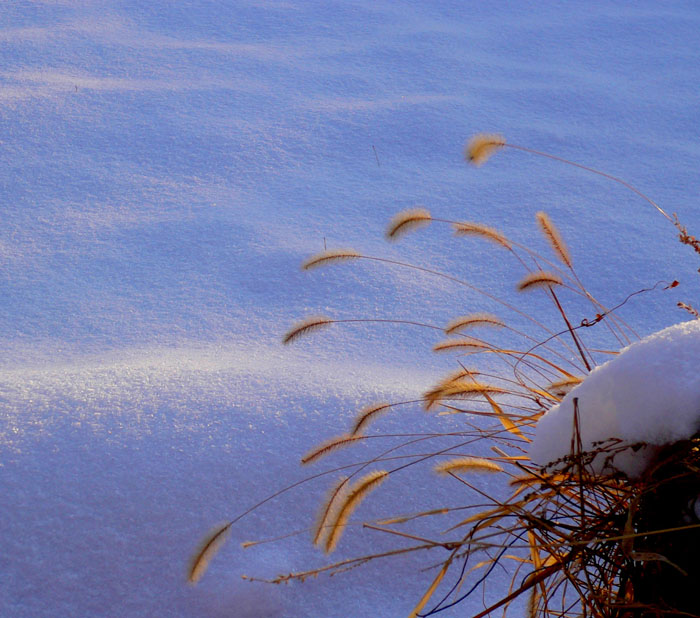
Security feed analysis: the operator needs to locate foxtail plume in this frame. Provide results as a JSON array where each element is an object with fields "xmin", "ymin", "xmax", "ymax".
[
  {"xmin": 465, "ymin": 134, "xmax": 506, "ymax": 166},
  {"xmin": 452, "ymin": 222, "xmax": 512, "ymax": 249},
  {"xmin": 445, "ymin": 313, "xmax": 505, "ymax": 335},
  {"xmin": 536, "ymin": 211, "xmax": 572, "ymax": 268},
  {"xmin": 301, "ymin": 434, "xmax": 365, "ymax": 465},
  {"xmin": 386, "ymin": 208, "xmax": 431, "ymax": 240},
  {"xmin": 517, "ymin": 271, "xmax": 563, "ymax": 292},
  {"xmin": 352, "ymin": 402, "xmax": 393, "ymax": 435},
  {"xmin": 302, "ymin": 249, "xmax": 361, "ymax": 270},
  {"xmin": 324, "ymin": 470, "xmax": 388, "ymax": 553},
  {"xmin": 434, "ymin": 457, "xmax": 503, "ymax": 475},
  {"xmin": 187, "ymin": 522, "xmax": 232, "ymax": 584},
  {"xmin": 283, "ymin": 316, "xmax": 333, "ymax": 344}
]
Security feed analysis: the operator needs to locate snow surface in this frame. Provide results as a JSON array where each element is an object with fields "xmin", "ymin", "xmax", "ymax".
[
  {"xmin": 3, "ymin": 2, "xmax": 700, "ymax": 617},
  {"xmin": 530, "ymin": 320, "xmax": 700, "ymax": 477}
]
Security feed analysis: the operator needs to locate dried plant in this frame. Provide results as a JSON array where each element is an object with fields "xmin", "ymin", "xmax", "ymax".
[
  {"xmin": 433, "ymin": 457, "xmax": 503, "ymax": 475},
  {"xmin": 187, "ymin": 522, "xmax": 232, "ymax": 584},
  {"xmin": 444, "ymin": 312, "xmax": 505, "ymax": 335},
  {"xmin": 452, "ymin": 221, "xmax": 513, "ymax": 249},
  {"xmin": 517, "ymin": 270, "xmax": 565, "ymax": 292},
  {"xmin": 189, "ymin": 135, "xmax": 700, "ymax": 617},
  {"xmin": 465, "ymin": 134, "xmax": 506, "ymax": 166},
  {"xmin": 387, "ymin": 208, "xmax": 432, "ymax": 240},
  {"xmin": 536, "ymin": 211, "xmax": 572, "ymax": 269}
]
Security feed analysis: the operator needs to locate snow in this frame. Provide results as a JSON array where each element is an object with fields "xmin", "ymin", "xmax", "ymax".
[
  {"xmin": 530, "ymin": 320, "xmax": 700, "ymax": 477},
  {"xmin": 3, "ymin": 2, "xmax": 700, "ymax": 616}
]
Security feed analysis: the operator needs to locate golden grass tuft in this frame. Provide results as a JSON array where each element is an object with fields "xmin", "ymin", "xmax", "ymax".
[
  {"xmin": 445, "ymin": 312, "xmax": 505, "ymax": 335},
  {"xmin": 434, "ymin": 456, "xmax": 503, "ymax": 475},
  {"xmin": 324, "ymin": 470, "xmax": 388, "ymax": 553},
  {"xmin": 536, "ymin": 211, "xmax": 572, "ymax": 268},
  {"xmin": 424, "ymin": 381, "xmax": 507, "ymax": 411},
  {"xmin": 465, "ymin": 133, "xmax": 506, "ymax": 166},
  {"xmin": 423, "ymin": 368, "xmax": 481, "ymax": 410},
  {"xmin": 301, "ymin": 433, "xmax": 365, "ymax": 465},
  {"xmin": 187, "ymin": 522, "xmax": 232, "ymax": 584},
  {"xmin": 452, "ymin": 221, "xmax": 512, "ymax": 249},
  {"xmin": 302, "ymin": 249, "xmax": 361, "ymax": 270},
  {"xmin": 283, "ymin": 315, "xmax": 333, "ymax": 344},
  {"xmin": 351, "ymin": 402, "xmax": 393, "ymax": 435},
  {"xmin": 386, "ymin": 208, "xmax": 432, "ymax": 240},
  {"xmin": 517, "ymin": 270, "xmax": 563, "ymax": 292}
]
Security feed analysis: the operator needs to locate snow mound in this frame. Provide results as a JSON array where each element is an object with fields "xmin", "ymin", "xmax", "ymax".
[{"xmin": 529, "ymin": 320, "xmax": 700, "ymax": 477}]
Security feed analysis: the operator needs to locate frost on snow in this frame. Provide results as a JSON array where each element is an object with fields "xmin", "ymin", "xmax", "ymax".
[{"xmin": 529, "ymin": 320, "xmax": 700, "ymax": 477}]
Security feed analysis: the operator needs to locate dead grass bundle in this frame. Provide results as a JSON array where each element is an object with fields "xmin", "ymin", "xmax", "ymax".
[
  {"xmin": 190, "ymin": 134, "xmax": 700, "ymax": 618},
  {"xmin": 424, "ymin": 381, "xmax": 507, "ymax": 411},
  {"xmin": 423, "ymin": 368, "xmax": 481, "ymax": 411}
]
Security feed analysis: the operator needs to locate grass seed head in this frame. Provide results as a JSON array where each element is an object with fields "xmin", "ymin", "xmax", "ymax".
[{"xmin": 465, "ymin": 133, "xmax": 506, "ymax": 166}]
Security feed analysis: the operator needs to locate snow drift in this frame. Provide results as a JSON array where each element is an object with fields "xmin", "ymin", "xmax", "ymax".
[{"xmin": 530, "ymin": 320, "xmax": 700, "ymax": 477}]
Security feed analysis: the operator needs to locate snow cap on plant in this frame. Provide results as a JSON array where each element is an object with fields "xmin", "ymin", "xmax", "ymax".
[{"xmin": 530, "ymin": 320, "xmax": 700, "ymax": 476}]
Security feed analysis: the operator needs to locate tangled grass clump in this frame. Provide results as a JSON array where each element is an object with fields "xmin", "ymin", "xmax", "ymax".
[{"xmin": 190, "ymin": 135, "xmax": 700, "ymax": 617}]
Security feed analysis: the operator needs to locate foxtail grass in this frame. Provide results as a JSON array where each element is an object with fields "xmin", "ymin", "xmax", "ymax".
[
  {"xmin": 189, "ymin": 133, "xmax": 699, "ymax": 618},
  {"xmin": 444, "ymin": 312, "xmax": 505, "ymax": 335},
  {"xmin": 386, "ymin": 208, "xmax": 432, "ymax": 240},
  {"xmin": 517, "ymin": 271, "xmax": 564, "ymax": 292},
  {"xmin": 187, "ymin": 522, "xmax": 232, "ymax": 584}
]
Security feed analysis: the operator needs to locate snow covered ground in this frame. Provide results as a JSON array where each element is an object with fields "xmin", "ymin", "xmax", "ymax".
[
  {"xmin": 531, "ymin": 320, "xmax": 700, "ymax": 477},
  {"xmin": 2, "ymin": 2, "xmax": 700, "ymax": 616}
]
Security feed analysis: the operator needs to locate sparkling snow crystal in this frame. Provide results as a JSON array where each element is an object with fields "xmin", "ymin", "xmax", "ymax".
[{"xmin": 530, "ymin": 320, "xmax": 700, "ymax": 477}]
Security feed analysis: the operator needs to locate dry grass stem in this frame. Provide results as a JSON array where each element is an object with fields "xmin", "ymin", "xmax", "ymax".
[
  {"xmin": 386, "ymin": 208, "xmax": 432, "ymax": 240},
  {"xmin": 536, "ymin": 211, "xmax": 573, "ymax": 269},
  {"xmin": 465, "ymin": 133, "xmax": 506, "ymax": 166}
]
